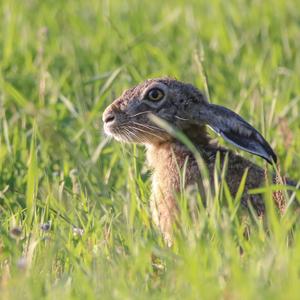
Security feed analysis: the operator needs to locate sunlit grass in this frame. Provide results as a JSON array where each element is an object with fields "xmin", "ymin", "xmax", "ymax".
[{"xmin": 0, "ymin": 0, "xmax": 300, "ymax": 299}]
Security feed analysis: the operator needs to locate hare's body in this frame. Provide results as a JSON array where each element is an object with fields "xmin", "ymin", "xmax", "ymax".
[
  {"xmin": 146, "ymin": 140, "xmax": 265, "ymax": 243},
  {"xmin": 103, "ymin": 77, "xmax": 292, "ymax": 243}
]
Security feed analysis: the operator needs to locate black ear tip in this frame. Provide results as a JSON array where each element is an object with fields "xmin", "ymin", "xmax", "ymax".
[
  {"xmin": 255, "ymin": 149, "xmax": 277, "ymax": 165},
  {"xmin": 204, "ymin": 104, "xmax": 279, "ymax": 166},
  {"xmin": 265, "ymin": 148, "xmax": 277, "ymax": 165},
  {"xmin": 271, "ymin": 151, "xmax": 277, "ymax": 164}
]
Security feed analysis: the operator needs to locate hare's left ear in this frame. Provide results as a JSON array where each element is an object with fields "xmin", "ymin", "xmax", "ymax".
[{"xmin": 199, "ymin": 104, "xmax": 277, "ymax": 164}]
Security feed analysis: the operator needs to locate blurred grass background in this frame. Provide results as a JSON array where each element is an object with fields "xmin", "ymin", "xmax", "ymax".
[{"xmin": 0, "ymin": 0, "xmax": 300, "ymax": 299}]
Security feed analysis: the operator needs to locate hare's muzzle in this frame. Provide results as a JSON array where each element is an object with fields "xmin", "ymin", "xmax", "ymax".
[
  {"xmin": 103, "ymin": 104, "xmax": 129, "ymax": 138},
  {"xmin": 102, "ymin": 106, "xmax": 118, "ymax": 135},
  {"xmin": 103, "ymin": 110, "xmax": 116, "ymax": 124}
]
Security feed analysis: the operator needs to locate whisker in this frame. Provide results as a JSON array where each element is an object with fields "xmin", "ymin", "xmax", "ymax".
[
  {"xmin": 175, "ymin": 115, "xmax": 189, "ymax": 121},
  {"xmin": 111, "ymin": 121, "xmax": 167, "ymax": 143},
  {"xmin": 123, "ymin": 127, "xmax": 142, "ymax": 143},
  {"xmin": 123, "ymin": 128, "xmax": 133, "ymax": 142},
  {"xmin": 131, "ymin": 131, "xmax": 144, "ymax": 143},
  {"xmin": 124, "ymin": 128, "xmax": 134, "ymax": 141},
  {"xmin": 115, "ymin": 128, "xmax": 126, "ymax": 144},
  {"xmin": 130, "ymin": 128, "xmax": 148, "ymax": 143},
  {"xmin": 129, "ymin": 125, "xmax": 165, "ymax": 141},
  {"xmin": 131, "ymin": 121, "xmax": 165, "ymax": 132},
  {"xmin": 129, "ymin": 111, "xmax": 152, "ymax": 118}
]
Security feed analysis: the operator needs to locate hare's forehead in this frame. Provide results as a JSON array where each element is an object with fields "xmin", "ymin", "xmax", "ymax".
[
  {"xmin": 121, "ymin": 86, "xmax": 138, "ymax": 99},
  {"xmin": 118, "ymin": 79, "xmax": 181, "ymax": 105},
  {"xmin": 121, "ymin": 81, "xmax": 159, "ymax": 99},
  {"xmin": 121, "ymin": 85, "xmax": 141, "ymax": 99}
]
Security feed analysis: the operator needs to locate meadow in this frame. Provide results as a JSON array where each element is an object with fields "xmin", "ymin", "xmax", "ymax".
[{"xmin": 1, "ymin": 0, "xmax": 300, "ymax": 299}]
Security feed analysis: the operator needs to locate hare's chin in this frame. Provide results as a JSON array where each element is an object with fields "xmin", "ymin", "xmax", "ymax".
[
  {"xmin": 103, "ymin": 125, "xmax": 112, "ymax": 136},
  {"xmin": 104, "ymin": 127, "xmax": 134, "ymax": 143}
]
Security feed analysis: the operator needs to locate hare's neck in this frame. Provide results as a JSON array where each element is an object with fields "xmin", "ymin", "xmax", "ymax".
[
  {"xmin": 146, "ymin": 125, "xmax": 213, "ymax": 172},
  {"xmin": 146, "ymin": 141, "xmax": 192, "ymax": 170},
  {"xmin": 146, "ymin": 141, "xmax": 194, "ymax": 191},
  {"xmin": 146, "ymin": 140, "xmax": 217, "ymax": 184}
]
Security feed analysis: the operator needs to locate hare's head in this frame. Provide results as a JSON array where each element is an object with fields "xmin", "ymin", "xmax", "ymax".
[
  {"xmin": 103, "ymin": 78, "xmax": 277, "ymax": 164},
  {"xmin": 102, "ymin": 78, "xmax": 204, "ymax": 144}
]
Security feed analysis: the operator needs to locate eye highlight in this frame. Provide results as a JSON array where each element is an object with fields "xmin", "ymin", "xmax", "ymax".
[{"xmin": 146, "ymin": 88, "xmax": 165, "ymax": 101}]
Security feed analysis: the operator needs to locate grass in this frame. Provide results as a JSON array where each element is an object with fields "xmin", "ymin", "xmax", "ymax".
[{"xmin": 1, "ymin": 0, "xmax": 300, "ymax": 299}]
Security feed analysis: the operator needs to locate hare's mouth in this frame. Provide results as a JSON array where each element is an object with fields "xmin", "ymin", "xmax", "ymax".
[
  {"xmin": 104, "ymin": 120, "xmax": 170, "ymax": 144},
  {"xmin": 103, "ymin": 106, "xmax": 171, "ymax": 143}
]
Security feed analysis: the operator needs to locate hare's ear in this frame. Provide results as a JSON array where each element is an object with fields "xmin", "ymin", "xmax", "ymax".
[{"xmin": 201, "ymin": 104, "xmax": 277, "ymax": 164}]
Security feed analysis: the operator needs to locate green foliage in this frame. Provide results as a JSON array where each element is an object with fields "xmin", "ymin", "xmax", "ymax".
[{"xmin": 0, "ymin": 0, "xmax": 300, "ymax": 299}]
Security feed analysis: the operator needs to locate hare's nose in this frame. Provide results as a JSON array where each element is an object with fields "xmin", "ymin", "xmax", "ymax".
[{"xmin": 103, "ymin": 110, "xmax": 116, "ymax": 124}]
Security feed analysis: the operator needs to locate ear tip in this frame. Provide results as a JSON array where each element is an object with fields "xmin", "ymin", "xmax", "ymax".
[
  {"xmin": 255, "ymin": 132, "xmax": 277, "ymax": 165},
  {"xmin": 271, "ymin": 151, "xmax": 277, "ymax": 164},
  {"xmin": 266, "ymin": 149, "xmax": 277, "ymax": 165}
]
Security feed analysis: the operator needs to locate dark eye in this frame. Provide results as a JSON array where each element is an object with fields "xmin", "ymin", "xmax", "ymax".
[{"xmin": 146, "ymin": 88, "xmax": 164, "ymax": 101}]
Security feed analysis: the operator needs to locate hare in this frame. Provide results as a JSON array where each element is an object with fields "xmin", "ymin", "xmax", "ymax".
[{"xmin": 102, "ymin": 77, "xmax": 295, "ymax": 244}]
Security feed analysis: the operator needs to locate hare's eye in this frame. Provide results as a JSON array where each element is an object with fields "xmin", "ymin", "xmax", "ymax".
[{"xmin": 146, "ymin": 88, "xmax": 164, "ymax": 101}]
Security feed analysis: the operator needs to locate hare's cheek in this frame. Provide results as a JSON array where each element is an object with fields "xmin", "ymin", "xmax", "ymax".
[{"xmin": 127, "ymin": 102, "xmax": 152, "ymax": 116}]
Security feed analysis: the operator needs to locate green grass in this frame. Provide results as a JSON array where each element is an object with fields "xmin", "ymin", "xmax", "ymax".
[{"xmin": 1, "ymin": 0, "xmax": 300, "ymax": 299}]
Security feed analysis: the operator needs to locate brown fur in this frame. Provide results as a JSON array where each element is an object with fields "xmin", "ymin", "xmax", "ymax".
[{"xmin": 102, "ymin": 77, "xmax": 293, "ymax": 244}]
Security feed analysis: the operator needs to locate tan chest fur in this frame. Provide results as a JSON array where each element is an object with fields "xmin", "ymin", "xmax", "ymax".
[{"xmin": 146, "ymin": 142, "xmax": 200, "ymax": 244}]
